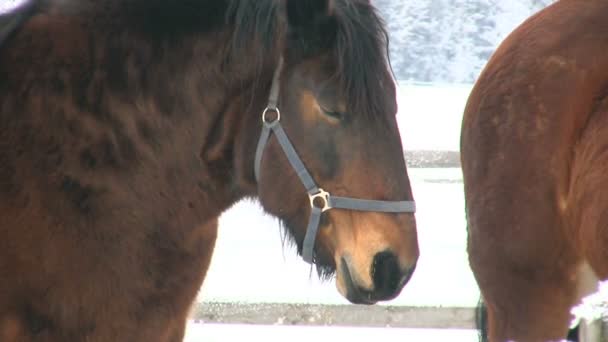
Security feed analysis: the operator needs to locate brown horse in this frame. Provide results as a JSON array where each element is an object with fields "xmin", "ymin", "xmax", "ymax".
[
  {"xmin": 0, "ymin": 0, "xmax": 419, "ymax": 340},
  {"xmin": 462, "ymin": 0, "xmax": 608, "ymax": 341}
]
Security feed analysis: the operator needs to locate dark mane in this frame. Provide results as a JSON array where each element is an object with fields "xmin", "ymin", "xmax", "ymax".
[
  {"xmin": 226, "ymin": 0, "xmax": 393, "ymax": 116},
  {"xmin": 225, "ymin": 0, "xmax": 280, "ymax": 68},
  {"xmin": 7, "ymin": 0, "xmax": 391, "ymax": 117},
  {"xmin": 331, "ymin": 1, "xmax": 393, "ymax": 116}
]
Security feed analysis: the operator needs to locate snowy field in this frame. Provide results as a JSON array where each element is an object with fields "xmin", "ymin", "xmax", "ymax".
[{"xmin": 184, "ymin": 322, "xmax": 478, "ymax": 342}]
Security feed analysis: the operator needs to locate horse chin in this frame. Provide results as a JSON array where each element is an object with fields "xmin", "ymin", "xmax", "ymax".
[
  {"xmin": 336, "ymin": 255, "xmax": 414, "ymax": 305},
  {"xmin": 303, "ymin": 245, "xmax": 338, "ymax": 280},
  {"xmin": 337, "ymin": 259, "xmax": 378, "ymax": 305}
]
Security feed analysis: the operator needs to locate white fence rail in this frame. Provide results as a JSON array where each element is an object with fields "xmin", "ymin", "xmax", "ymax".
[
  {"xmin": 193, "ymin": 303, "xmax": 476, "ymax": 329},
  {"xmin": 193, "ymin": 302, "xmax": 606, "ymax": 341}
]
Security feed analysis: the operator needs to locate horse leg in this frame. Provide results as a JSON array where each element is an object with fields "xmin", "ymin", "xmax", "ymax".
[
  {"xmin": 478, "ymin": 267, "xmax": 578, "ymax": 342},
  {"xmin": 466, "ymin": 168, "xmax": 580, "ymax": 341},
  {"xmin": 130, "ymin": 218, "xmax": 219, "ymax": 342},
  {"xmin": 567, "ymin": 103, "xmax": 608, "ymax": 293},
  {"xmin": 570, "ymin": 109, "xmax": 608, "ymax": 281},
  {"xmin": 476, "ymin": 298, "xmax": 583, "ymax": 342},
  {"xmin": 0, "ymin": 218, "xmax": 218, "ymax": 342},
  {"xmin": 162, "ymin": 219, "xmax": 219, "ymax": 342},
  {"xmin": 468, "ymin": 223, "xmax": 580, "ymax": 342},
  {"xmin": 85, "ymin": 217, "xmax": 218, "ymax": 342}
]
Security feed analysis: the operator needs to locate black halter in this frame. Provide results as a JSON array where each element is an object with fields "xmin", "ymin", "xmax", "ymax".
[{"xmin": 254, "ymin": 58, "xmax": 416, "ymax": 264}]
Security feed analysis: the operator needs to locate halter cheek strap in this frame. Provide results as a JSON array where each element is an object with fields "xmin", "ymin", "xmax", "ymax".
[{"xmin": 254, "ymin": 57, "xmax": 416, "ymax": 264}]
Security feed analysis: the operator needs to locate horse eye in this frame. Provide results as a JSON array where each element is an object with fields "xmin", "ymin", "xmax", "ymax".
[{"xmin": 321, "ymin": 107, "xmax": 344, "ymax": 121}]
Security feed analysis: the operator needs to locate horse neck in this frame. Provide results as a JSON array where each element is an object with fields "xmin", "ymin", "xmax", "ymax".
[
  {"xmin": 202, "ymin": 57, "xmax": 277, "ymax": 197},
  {"xmin": 89, "ymin": 6, "xmax": 280, "ymax": 216},
  {"xmin": 158, "ymin": 31, "xmax": 278, "ymax": 211},
  {"xmin": 2, "ymin": 2, "xmax": 276, "ymax": 218}
]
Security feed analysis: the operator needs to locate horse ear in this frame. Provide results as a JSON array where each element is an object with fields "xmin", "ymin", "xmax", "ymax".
[{"xmin": 285, "ymin": 0, "xmax": 334, "ymax": 30}]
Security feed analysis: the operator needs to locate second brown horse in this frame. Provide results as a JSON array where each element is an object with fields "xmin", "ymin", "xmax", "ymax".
[{"xmin": 462, "ymin": 0, "xmax": 608, "ymax": 340}]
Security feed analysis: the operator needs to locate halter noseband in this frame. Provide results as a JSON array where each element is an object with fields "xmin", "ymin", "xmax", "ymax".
[{"xmin": 254, "ymin": 58, "xmax": 416, "ymax": 264}]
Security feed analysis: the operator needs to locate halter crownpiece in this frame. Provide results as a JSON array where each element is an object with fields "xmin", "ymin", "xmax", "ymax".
[{"xmin": 254, "ymin": 57, "xmax": 416, "ymax": 264}]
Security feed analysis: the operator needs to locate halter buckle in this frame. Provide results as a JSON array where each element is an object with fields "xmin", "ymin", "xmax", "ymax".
[
  {"xmin": 309, "ymin": 189, "xmax": 331, "ymax": 212},
  {"xmin": 262, "ymin": 107, "xmax": 281, "ymax": 127}
]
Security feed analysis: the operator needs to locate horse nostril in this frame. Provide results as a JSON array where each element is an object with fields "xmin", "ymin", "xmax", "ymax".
[{"xmin": 371, "ymin": 251, "xmax": 402, "ymax": 298}]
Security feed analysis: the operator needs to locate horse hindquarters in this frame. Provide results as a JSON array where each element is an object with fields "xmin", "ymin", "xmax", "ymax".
[
  {"xmin": 460, "ymin": 0, "xmax": 608, "ymax": 338},
  {"xmin": 462, "ymin": 118, "xmax": 576, "ymax": 342},
  {"xmin": 463, "ymin": 160, "xmax": 579, "ymax": 341},
  {"xmin": 461, "ymin": 81, "xmax": 581, "ymax": 342}
]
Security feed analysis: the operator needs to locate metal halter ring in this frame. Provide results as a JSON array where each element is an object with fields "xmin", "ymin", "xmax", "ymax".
[
  {"xmin": 309, "ymin": 189, "xmax": 331, "ymax": 212},
  {"xmin": 262, "ymin": 107, "xmax": 281, "ymax": 126}
]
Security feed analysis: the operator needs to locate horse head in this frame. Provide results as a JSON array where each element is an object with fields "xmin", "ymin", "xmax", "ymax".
[{"xmin": 240, "ymin": 0, "xmax": 419, "ymax": 304}]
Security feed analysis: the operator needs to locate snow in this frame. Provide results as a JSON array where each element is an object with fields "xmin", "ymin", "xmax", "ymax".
[
  {"xmin": 396, "ymin": 82, "xmax": 471, "ymax": 151},
  {"xmin": 377, "ymin": 0, "xmax": 556, "ymax": 83},
  {"xmin": 571, "ymin": 281, "xmax": 608, "ymax": 327},
  {"xmin": 184, "ymin": 322, "xmax": 478, "ymax": 342},
  {"xmin": 0, "ymin": 0, "xmax": 25, "ymax": 14}
]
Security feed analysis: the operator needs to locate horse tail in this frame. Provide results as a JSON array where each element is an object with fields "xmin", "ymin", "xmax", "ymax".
[{"xmin": 476, "ymin": 296, "xmax": 488, "ymax": 342}]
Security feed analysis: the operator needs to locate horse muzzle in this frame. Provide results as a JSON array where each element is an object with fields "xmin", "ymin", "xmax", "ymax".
[{"xmin": 337, "ymin": 251, "xmax": 416, "ymax": 305}]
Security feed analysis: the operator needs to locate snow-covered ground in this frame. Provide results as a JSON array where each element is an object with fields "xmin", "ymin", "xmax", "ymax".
[{"xmin": 184, "ymin": 322, "xmax": 479, "ymax": 342}]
